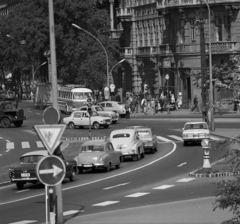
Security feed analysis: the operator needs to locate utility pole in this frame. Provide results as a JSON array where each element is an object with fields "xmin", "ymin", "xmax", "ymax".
[{"xmin": 199, "ymin": 1, "xmax": 208, "ymax": 123}]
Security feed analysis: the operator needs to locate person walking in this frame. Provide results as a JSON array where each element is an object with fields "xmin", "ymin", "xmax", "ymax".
[
  {"xmin": 159, "ymin": 94, "xmax": 164, "ymax": 113},
  {"xmin": 151, "ymin": 98, "xmax": 156, "ymax": 115},
  {"xmin": 191, "ymin": 95, "xmax": 199, "ymax": 112}
]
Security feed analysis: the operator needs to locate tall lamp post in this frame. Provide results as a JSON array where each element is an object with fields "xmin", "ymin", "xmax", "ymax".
[
  {"xmin": 72, "ymin": 23, "xmax": 110, "ymax": 88},
  {"xmin": 33, "ymin": 62, "xmax": 47, "ymax": 84},
  {"xmin": 202, "ymin": 0, "xmax": 214, "ymax": 131},
  {"xmin": 165, "ymin": 74, "xmax": 170, "ymax": 114},
  {"xmin": 109, "ymin": 59, "xmax": 125, "ymax": 84}
]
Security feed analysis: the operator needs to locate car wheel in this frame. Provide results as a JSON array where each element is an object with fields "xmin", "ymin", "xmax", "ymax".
[
  {"xmin": 93, "ymin": 122, "xmax": 100, "ymax": 129},
  {"xmin": 116, "ymin": 162, "xmax": 120, "ymax": 169},
  {"xmin": 69, "ymin": 169, "xmax": 77, "ymax": 182},
  {"xmin": 112, "ymin": 121, "xmax": 117, "ymax": 124},
  {"xmin": 1, "ymin": 118, "xmax": 11, "ymax": 128},
  {"xmin": 78, "ymin": 167, "xmax": 83, "ymax": 174},
  {"xmin": 16, "ymin": 182, "xmax": 24, "ymax": 190},
  {"xmin": 183, "ymin": 141, "xmax": 187, "ymax": 146},
  {"xmin": 68, "ymin": 122, "xmax": 75, "ymax": 129},
  {"xmin": 105, "ymin": 163, "xmax": 110, "ymax": 172},
  {"xmin": 13, "ymin": 121, "xmax": 23, "ymax": 127},
  {"xmin": 133, "ymin": 153, "xmax": 140, "ymax": 161},
  {"xmin": 141, "ymin": 151, "xmax": 145, "ymax": 158},
  {"xmin": 151, "ymin": 148, "xmax": 155, "ymax": 154},
  {"xmin": 103, "ymin": 124, "xmax": 109, "ymax": 129}
]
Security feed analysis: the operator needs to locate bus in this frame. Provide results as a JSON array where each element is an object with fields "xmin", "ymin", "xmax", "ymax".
[{"xmin": 58, "ymin": 85, "xmax": 93, "ymax": 114}]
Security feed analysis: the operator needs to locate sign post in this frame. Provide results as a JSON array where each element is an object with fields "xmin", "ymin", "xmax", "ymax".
[{"xmin": 86, "ymin": 96, "xmax": 93, "ymax": 140}]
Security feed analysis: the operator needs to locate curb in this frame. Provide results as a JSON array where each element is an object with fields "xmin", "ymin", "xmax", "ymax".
[{"xmin": 189, "ymin": 171, "xmax": 240, "ymax": 178}]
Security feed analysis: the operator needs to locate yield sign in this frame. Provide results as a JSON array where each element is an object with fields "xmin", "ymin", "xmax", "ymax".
[{"xmin": 34, "ymin": 124, "xmax": 66, "ymax": 154}]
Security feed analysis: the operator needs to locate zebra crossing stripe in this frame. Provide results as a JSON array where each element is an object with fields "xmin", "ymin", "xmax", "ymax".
[
  {"xmin": 176, "ymin": 178, "xmax": 195, "ymax": 182},
  {"xmin": 156, "ymin": 136, "xmax": 172, "ymax": 142},
  {"xmin": 168, "ymin": 135, "xmax": 183, "ymax": 141},
  {"xmin": 63, "ymin": 210, "xmax": 79, "ymax": 216},
  {"xmin": 21, "ymin": 142, "xmax": 30, "ymax": 149},
  {"xmin": 8, "ymin": 221, "xmax": 37, "ymax": 224},
  {"xmin": 36, "ymin": 141, "xmax": 44, "ymax": 148},
  {"xmin": 6, "ymin": 142, "xmax": 14, "ymax": 152},
  {"xmin": 153, "ymin": 185, "xmax": 175, "ymax": 190},
  {"xmin": 125, "ymin": 192, "xmax": 150, "ymax": 197},
  {"xmin": 92, "ymin": 201, "xmax": 119, "ymax": 206}
]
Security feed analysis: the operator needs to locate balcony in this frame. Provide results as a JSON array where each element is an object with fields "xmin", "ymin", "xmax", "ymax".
[
  {"xmin": 116, "ymin": 7, "xmax": 132, "ymax": 21},
  {"xmin": 120, "ymin": 47, "xmax": 133, "ymax": 58},
  {"xmin": 205, "ymin": 41, "xmax": 240, "ymax": 53},
  {"xmin": 159, "ymin": 44, "xmax": 173, "ymax": 55},
  {"xmin": 175, "ymin": 43, "xmax": 200, "ymax": 53},
  {"xmin": 137, "ymin": 46, "xmax": 158, "ymax": 55},
  {"xmin": 110, "ymin": 29, "xmax": 123, "ymax": 39},
  {"xmin": 156, "ymin": 0, "xmax": 240, "ymax": 9}
]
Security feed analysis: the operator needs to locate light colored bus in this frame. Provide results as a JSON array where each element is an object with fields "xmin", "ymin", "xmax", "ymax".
[{"xmin": 58, "ymin": 85, "xmax": 92, "ymax": 114}]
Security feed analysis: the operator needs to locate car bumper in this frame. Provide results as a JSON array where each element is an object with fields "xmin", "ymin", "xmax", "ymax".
[
  {"xmin": 183, "ymin": 137, "xmax": 210, "ymax": 142},
  {"xmin": 78, "ymin": 164, "xmax": 105, "ymax": 169},
  {"xmin": 10, "ymin": 177, "xmax": 38, "ymax": 182}
]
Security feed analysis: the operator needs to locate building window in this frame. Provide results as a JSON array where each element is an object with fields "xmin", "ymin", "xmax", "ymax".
[
  {"xmin": 180, "ymin": 19, "xmax": 185, "ymax": 44},
  {"xmin": 215, "ymin": 17, "xmax": 223, "ymax": 41},
  {"xmin": 224, "ymin": 16, "xmax": 231, "ymax": 41},
  {"xmin": 190, "ymin": 18, "xmax": 196, "ymax": 41}
]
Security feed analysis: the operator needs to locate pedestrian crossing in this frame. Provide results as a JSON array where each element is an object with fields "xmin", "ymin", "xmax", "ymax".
[{"xmin": 156, "ymin": 135, "xmax": 221, "ymax": 143}]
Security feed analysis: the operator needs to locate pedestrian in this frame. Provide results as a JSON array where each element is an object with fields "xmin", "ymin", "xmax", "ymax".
[
  {"xmin": 125, "ymin": 97, "xmax": 131, "ymax": 119},
  {"xmin": 154, "ymin": 97, "xmax": 159, "ymax": 114},
  {"xmin": 115, "ymin": 92, "xmax": 121, "ymax": 102},
  {"xmin": 141, "ymin": 97, "xmax": 146, "ymax": 113},
  {"xmin": 191, "ymin": 95, "xmax": 199, "ymax": 112},
  {"xmin": 159, "ymin": 94, "xmax": 164, "ymax": 113}
]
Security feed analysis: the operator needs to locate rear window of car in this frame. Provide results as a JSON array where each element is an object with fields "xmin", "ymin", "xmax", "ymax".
[
  {"xmin": 81, "ymin": 145, "xmax": 104, "ymax": 152},
  {"xmin": 20, "ymin": 155, "xmax": 44, "ymax": 164},
  {"xmin": 137, "ymin": 130, "xmax": 151, "ymax": 136},
  {"xmin": 184, "ymin": 124, "xmax": 207, "ymax": 130},
  {"xmin": 112, "ymin": 133, "xmax": 130, "ymax": 138}
]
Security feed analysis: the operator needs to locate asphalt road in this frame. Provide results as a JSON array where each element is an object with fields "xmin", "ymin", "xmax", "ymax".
[{"xmin": 0, "ymin": 101, "xmax": 237, "ymax": 224}]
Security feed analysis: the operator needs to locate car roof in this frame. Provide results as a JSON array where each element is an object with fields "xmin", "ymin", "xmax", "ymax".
[
  {"xmin": 81, "ymin": 139, "xmax": 108, "ymax": 146},
  {"xmin": 125, "ymin": 126, "xmax": 148, "ymax": 129},
  {"xmin": 111, "ymin": 129, "xmax": 136, "ymax": 135},
  {"xmin": 184, "ymin": 122, "xmax": 207, "ymax": 125},
  {"xmin": 21, "ymin": 150, "xmax": 48, "ymax": 157}
]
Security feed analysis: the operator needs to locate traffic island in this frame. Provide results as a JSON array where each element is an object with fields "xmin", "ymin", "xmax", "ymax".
[{"xmin": 189, "ymin": 168, "xmax": 240, "ymax": 178}]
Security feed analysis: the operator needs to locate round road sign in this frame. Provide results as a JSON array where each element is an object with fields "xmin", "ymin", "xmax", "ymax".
[
  {"xmin": 36, "ymin": 155, "xmax": 66, "ymax": 186},
  {"xmin": 165, "ymin": 74, "xmax": 169, "ymax": 80},
  {"xmin": 43, "ymin": 106, "xmax": 61, "ymax": 125}
]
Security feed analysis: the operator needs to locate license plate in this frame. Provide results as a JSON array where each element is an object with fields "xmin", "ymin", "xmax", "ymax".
[
  {"xmin": 83, "ymin": 164, "xmax": 92, "ymax": 167},
  {"xmin": 21, "ymin": 173, "xmax": 30, "ymax": 177}
]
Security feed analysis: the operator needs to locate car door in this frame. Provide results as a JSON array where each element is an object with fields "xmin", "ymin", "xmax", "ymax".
[
  {"xmin": 72, "ymin": 112, "xmax": 82, "ymax": 126},
  {"xmin": 81, "ymin": 112, "xmax": 90, "ymax": 126},
  {"xmin": 105, "ymin": 102, "xmax": 113, "ymax": 112},
  {"xmin": 107, "ymin": 143, "xmax": 117, "ymax": 165}
]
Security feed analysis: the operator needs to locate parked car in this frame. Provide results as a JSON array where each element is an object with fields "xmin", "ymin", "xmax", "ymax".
[
  {"xmin": 97, "ymin": 101, "xmax": 126, "ymax": 118},
  {"xmin": 63, "ymin": 111, "xmax": 111, "ymax": 129},
  {"xmin": 182, "ymin": 121, "xmax": 210, "ymax": 146},
  {"xmin": 110, "ymin": 129, "xmax": 145, "ymax": 161},
  {"xmin": 0, "ymin": 101, "xmax": 27, "ymax": 128},
  {"xmin": 78, "ymin": 105, "xmax": 119, "ymax": 124},
  {"xmin": 125, "ymin": 126, "xmax": 157, "ymax": 153},
  {"xmin": 75, "ymin": 139, "xmax": 122, "ymax": 173},
  {"xmin": 8, "ymin": 150, "xmax": 77, "ymax": 190}
]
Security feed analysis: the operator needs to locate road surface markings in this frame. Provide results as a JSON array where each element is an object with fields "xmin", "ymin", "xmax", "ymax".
[
  {"xmin": 6, "ymin": 139, "xmax": 11, "ymax": 142},
  {"xmin": 0, "ymin": 136, "xmax": 3, "ymax": 139},
  {"xmin": 156, "ymin": 136, "xmax": 172, "ymax": 142},
  {"xmin": 63, "ymin": 210, "xmax": 79, "ymax": 216},
  {"xmin": 168, "ymin": 135, "xmax": 183, "ymax": 141},
  {"xmin": 177, "ymin": 162, "xmax": 187, "ymax": 167},
  {"xmin": 153, "ymin": 185, "xmax": 175, "ymax": 190},
  {"xmin": 21, "ymin": 142, "xmax": 30, "ymax": 149},
  {"xmin": 8, "ymin": 221, "xmax": 37, "ymax": 224},
  {"xmin": 36, "ymin": 141, "xmax": 44, "ymax": 148},
  {"xmin": 176, "ymin": 178, "xmax": 195, "ymax": 182},
  {"xmin": 92, "ymin": 201, "xmax": 119, "ymax": 206},
  {"xmin": 36, "ymin": 112, "xmax": 41, "ymax": 115},
  {"xmin": 0, "ymin": 154, "xmax": 2, "ymax": 156},
  {"xmin": 104, "ymin": 182, "xmax": 131, "ymax": 190},
  {"xmin": 125, "ymin": 192, "xmax": 150, "ymax": 198},
  {"xmin": 16, "ymin": 189, "xmax": 29, "ymax": 193},
  {"xmin": 6, "ymin": 142, "xmax": 14, "ymax": 152}
]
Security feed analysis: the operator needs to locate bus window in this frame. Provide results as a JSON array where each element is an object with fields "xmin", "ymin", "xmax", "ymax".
[
  {"xmin": 70, "ymin": 92, "xmax": 73, "ymax": 99},
  {"xmin": 73, "ymin": 92, "xmax": 84, "ymax": 100}
]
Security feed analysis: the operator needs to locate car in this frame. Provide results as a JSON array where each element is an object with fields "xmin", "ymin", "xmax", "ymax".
[
  {"xmin": 110, "ymin": 129, "xmax": 145, "ymax": 161},
  {"xmin": 63, "ymin": 110, "xmax": 112, "ymax": 129},
  {"xmin": 182, "ymin": 121, "xmax": 210, "ymax": 146},
  {"xmin": 78, "ymin": 105, "xmax": 119, "ymax": 124},
  {"xmin": 126, "ymin": 126, "xmax": 157, "ymax": 154},
  {"xmin": 8, "ymin": 150, "xmax": 77, "ymax": 190},
  {"xmin": 0, "ymin": 101, "xmax": 27, "ymax": 128},
  {"xmin": 74, "ymin": 139, "xmax": 123, "ymax": 173},
  {"xmin": 97, "ymin": 101, "xmax": 126, "ymax": 118}
]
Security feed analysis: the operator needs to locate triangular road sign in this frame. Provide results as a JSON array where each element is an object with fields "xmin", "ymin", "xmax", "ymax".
[{"xmin": 34, "ymin": 124, "xmax": 66, "ymax": 155}]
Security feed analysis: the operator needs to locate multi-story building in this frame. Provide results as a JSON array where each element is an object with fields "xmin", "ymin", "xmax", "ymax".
[{"xmin": 109, "ymin": 0, "xmax": 240, "ymax": 108}]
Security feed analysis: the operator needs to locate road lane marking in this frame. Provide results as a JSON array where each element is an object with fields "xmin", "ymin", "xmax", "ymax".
[
  {"xmin": 36, "ymin": 141, "xmax": 44, "ymax": 148},
  {"xmin": 0, "ymin": 142, "xmax": 177, "ymax": 205},
  {"xmin": 92, "ymin": 201, "xmax": 119, "ymax": 206},
  {"xmin": 8, "ymin": 221, "xmax": 37, "ymax": 224},
  {"xmin": 125, "ymin": 192, "xmax": 150, "ymax": 197},
  {"xmin": 156, "ymin": 136, "xmax": 171, "ymax": 142},
  {"xmin": 168, "ymin": 135, "xmax": 183, "ymax": 141},
  {"xmin": 176, "ymin": 178, "xmax": 195, "ymax": 182},
  {"xmin": 6, "ymin": 139, "xmax": 11, "ymax": 143},
  {"xmin": 6, "ymin": 142, "xmax": 14, "ymax": 152},
  {"xmin": 21, "ymin": 142, "xmax": 30, "ymax": 149},
  {"xmin": 104, "ymin": 182, "xmax": 131, "ymax": 190},
  {"xmin": 63, "ymin": 210, "xmax": 79, "ymax": 216},
  {"xmin": 153, "ymin": 185, "xmax": 175, "ymax": 190},
  {"xmin": 36, "ymin": 112, "xmax": 41, "ymax": 115},
  {"xmin": 0, "ymin": 154, "xmax": 2, "ymax": 156},
  {"xmin": 16, "ymin": 189, "xmax": 29, "ymax": 193},
  {"xmin": 177, "ymin": 162, "xmax": 187, "ymax": 167}
]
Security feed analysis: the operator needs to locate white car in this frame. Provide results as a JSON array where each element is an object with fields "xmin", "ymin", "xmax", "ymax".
[
  {"xmin": 63, "ymin": 111, "xmax": 111, "ymax": 129},
  {"xmin": 97, "ymin": 101, "xmax": 126, "ymax": 118},
  {"xmin": 182, "ymin": 122, "xmax": 210, "ymax": 146},
  {"xmin": 110, "ymin": 129, "xmax": 145, "ymax": 161}
]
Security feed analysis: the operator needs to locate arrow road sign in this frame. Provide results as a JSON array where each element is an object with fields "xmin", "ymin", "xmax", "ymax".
[{"xmin": 36, "ymin": 156, "xmax": 66, "ymax": 186}]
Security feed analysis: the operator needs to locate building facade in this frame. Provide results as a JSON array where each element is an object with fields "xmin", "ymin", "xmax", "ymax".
[{"xmin": 109, "ymin": 0, "xmax": 240, "ymax": 108}]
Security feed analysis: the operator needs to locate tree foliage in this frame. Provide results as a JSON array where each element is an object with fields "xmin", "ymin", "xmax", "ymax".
[{"xmin": 0, "ymin": 0, "xmax": 119, "ymax": 90}]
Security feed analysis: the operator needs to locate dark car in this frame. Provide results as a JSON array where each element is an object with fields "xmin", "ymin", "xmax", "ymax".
[
  {"xmin": 0, "ymin": 101, "xmax": 27, "ymax": 128},
  {"xmin": 9, "ymin": 150, "xmax": 78, "ymax": 190}
]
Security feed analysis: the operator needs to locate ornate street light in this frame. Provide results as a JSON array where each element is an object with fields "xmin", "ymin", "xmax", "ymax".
[{"xmin": 109, "ymin": 59, "xmax": 125, "ymax": 84}]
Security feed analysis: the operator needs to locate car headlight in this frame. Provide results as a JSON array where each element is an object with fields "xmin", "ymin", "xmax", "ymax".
[{"xmin": 9, "ymin": 169, "xmax": 14, "ymax": 178}]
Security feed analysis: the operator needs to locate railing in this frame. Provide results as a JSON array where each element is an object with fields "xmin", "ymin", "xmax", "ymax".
[
  {"xmin": 175, "ymin": 44, "xmax": 200, "ymax": 53},
  {"xmin": 205, "ymin": 41, "xmax": 239, "ymax": 53},
  {"xmin": 116, "ymin": 7, "xmax": 132, "ymax": 18},
  {"xmin": 120, "ymin": 47, "xmax": 133, "ymax": 56},
  {"xmin": 159, "ymin": 44, "xmax": 173, "ymax": 54},
  {"xmin": 110, "ymin": 29, "xmax": 123, "ymax": 39}
]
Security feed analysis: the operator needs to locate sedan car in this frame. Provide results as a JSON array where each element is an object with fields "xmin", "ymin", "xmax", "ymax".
[
  {"xmin": 126, "ymin": 126, "xmax": 157, "ymax": 154},
  {"xmin": 78, "ymin": 105, "xmax": 119, "ymax": 124},
  {"xmin": 97, "ymin": 101, "xmax": 126, "ymax": 118},
  {"xmin": 74, "ymin": 139, "xmax": 122, "ymax": 173},
  {"xmin": 110, "ymin": 129, "xmax": 145, "ymax": 161},
  {"xmin": 63, "ymin": 111, "xmax": 111, "ymax": 129},
  {"xmin": 182, "ymin": 122, "xmax": 210, "ymax": 146},
  {"xmin": 8, "ymin": 150, "xmax": 77, "ymax": 190}
]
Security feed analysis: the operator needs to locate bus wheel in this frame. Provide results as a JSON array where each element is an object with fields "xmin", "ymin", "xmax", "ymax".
[{"xmin": 68, "ymin": 122, "xmax": 75, "ymax": 129}]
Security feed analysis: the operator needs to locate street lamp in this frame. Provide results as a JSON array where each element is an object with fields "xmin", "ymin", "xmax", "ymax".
[
  {"xmin": 165, "ymin": 74, "xmax": 170, "ymax": 114},
  {"xmin": 202, "ymin": 0, "xmax": 214, "ymax": 131},
  {"xmin": 109, "ymin": 59, "xmax": 125, "ymax": 84},
  {"xmin": 33, "ymin": 62, "xmax": 47, "ymax": 85},
  {"xmin": 72, "ymin": 23, "xmax": 110, "ymax": 88}
]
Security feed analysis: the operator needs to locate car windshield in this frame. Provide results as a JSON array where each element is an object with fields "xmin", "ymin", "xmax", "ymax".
[
  {"xmin": 112, "ymin": 133, "xmax": 130, "ymax": 138},
  {"xmin": 184, "ymin": 123, "xmax": 207, "ymax": 130},
  {"xmin": 20, "ymin": 155, "xmax": 44, "ymax": 164},
  {"xmin": 81, "ymin": 145, "xmax": 104, "ymax": 152},
  {"xmin": 137, "ymin": 130, "xmax": 151, "ymax": 137}
]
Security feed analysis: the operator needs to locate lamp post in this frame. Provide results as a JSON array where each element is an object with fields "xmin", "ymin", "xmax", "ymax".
[
  {"xmin": 109, "ymin": 59, "xmax": 125, "ymax": 84},
  {"xmin": 33, "ymin": 62, "xmax": 46, "ymax": 84},
  {"xmin": 202, "ymin": 0, "xmax": 214, "ymax": 131},
  {"xmin": 72, "ymin": 23, "xmax": 110, "ymax": 88},
  {"xmin": 165, "ymin": 74, "xmax": 170, "ymax": 114}
]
